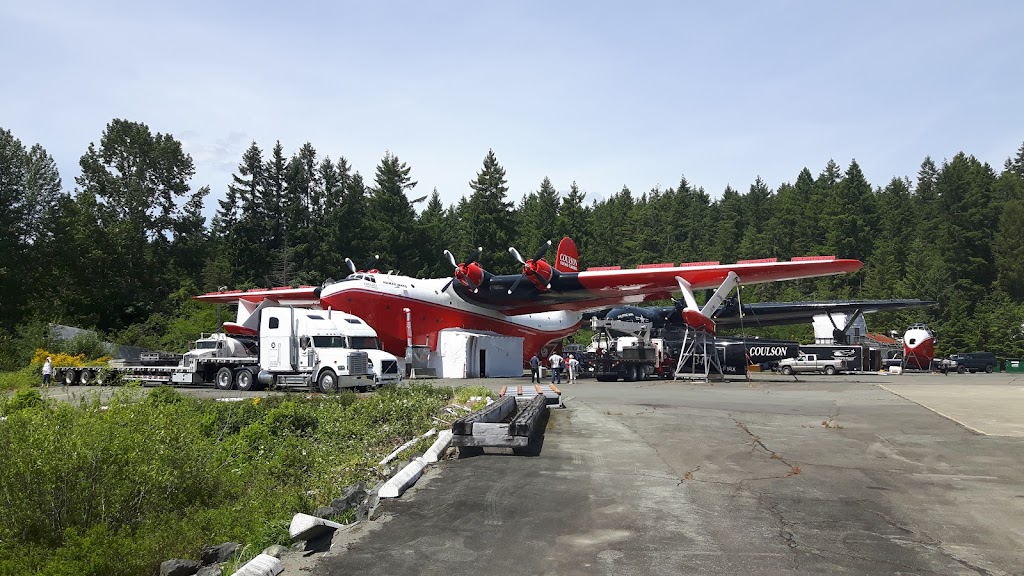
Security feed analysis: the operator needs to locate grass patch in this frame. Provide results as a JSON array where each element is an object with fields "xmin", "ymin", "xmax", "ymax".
[
  {"xmin": 0, "ymin": 366, "xmax": 39, "ymax": 392},
  {"xmin": 0, "ymin": 384, "xmax": 467, "ymax": 576}
]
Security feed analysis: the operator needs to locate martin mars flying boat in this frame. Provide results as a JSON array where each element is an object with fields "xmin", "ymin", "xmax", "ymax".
[{"xmin": 195, "ymin": 238, "xmax": 863, "ymax": 365}]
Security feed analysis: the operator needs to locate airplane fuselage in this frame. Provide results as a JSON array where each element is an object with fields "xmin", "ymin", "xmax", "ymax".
[
  {"xmin": 903, "ymin": 324, "xmax": 935, "ymax": 370},
  {"xmin": 318, "ymin": 273, "xmax": 582, "ymax": 363}
]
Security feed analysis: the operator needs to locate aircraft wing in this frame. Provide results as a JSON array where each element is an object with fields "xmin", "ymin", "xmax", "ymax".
[
  {"xmin": 456, "ymin": 257, "xmax": 864, "ymax": 315},
  {"xmin": 192, "ymin": 286, "xmax": 321, "ymax": 306},
  {"xmin": 713, "ymin": 298, "xmax": 937, "ymax": 329}
]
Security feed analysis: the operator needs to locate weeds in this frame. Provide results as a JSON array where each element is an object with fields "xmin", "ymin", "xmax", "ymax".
[{"xmin": 0, "ymin": 384, "xmax": 461, "ymax": 576}]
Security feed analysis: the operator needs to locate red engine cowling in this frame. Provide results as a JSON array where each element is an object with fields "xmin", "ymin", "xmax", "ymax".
[{"xmin": 525, "ymin": 259, "xmax": 553, "ymax": 291}]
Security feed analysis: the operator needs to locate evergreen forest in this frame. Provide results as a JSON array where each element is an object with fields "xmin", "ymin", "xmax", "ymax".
[{"xmin": 3, "ymin": 119, "xmax": 1024, "ymax": 368}]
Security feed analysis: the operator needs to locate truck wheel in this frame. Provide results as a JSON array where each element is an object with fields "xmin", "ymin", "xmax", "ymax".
[
  {"xmin": 824, "ymin": 365, "xmax": 836, "ymax": 376},
  {"xmin": 781, "ymin": 366, "xmax": 793, "ymax": 376},
  {"xmin": 957, "ymin": 366, "xmax": 966, "ymax": 374},
  {"xmin": 235, "ymin": 368, "xmax": 255, "ymax": 391},
  {"xmin": 316, "ymin": 369, "xmax": 337, "ymax": 393},
  {"xmin": 64, "ymin": 369, "xmax": 79, "ymax": 386},
  {"xmin": 215, "ymin": 367, "xmax": 235, "ymax": 390},
  {"xmin": 79, "ymin": 369, "xmax": 94, "ymax": 385},
  {"xmin": 985, "ymin": 364, "xmax": 994, "ymax": 373}
]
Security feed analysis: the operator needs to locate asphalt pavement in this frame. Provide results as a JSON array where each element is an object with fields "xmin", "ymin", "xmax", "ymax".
[{"xmin": 313, "ymin": 371, "xmax": 1024, "ymax": 575}]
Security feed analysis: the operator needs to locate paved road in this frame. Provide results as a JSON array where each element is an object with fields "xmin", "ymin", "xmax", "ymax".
[{"xmin": 316, "ymin": 372, "xmax": 1024, "ymax": 575}]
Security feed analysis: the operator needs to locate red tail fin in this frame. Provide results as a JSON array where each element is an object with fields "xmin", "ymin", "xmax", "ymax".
[{"xmin": 554, "ymin": 237, "xmax": 579, "ymax": 273}]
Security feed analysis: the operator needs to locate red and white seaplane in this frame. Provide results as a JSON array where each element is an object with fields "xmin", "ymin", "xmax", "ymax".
[{"xmin": 195, "ymin": 238, "xmax": 863, "ymax": 365}]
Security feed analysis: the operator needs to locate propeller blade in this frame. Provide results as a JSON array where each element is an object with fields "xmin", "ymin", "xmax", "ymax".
[
  {"xmin": 674, "ymin": 276, "xmax": 701, "ymax": 311},
  {"xmin": 533, "ymin": 240, "xmax": 552, "ymax": 262},
  {"xmin": 465, "ymin": 247, "xmax": 482, "ymax": 266},
  {"xmin": 345, "ymin": 258, "xmax": 357, "ymax": 274},
  {"xmin": 825, "ymin": 311, "xmax": 841, "ymax": 331},
  {"xmin": 509, "ymin": 246, "xmax": 526, "ymax": 265},
  {"xmin": 507, "ymin": 274, "xmax": 524, "ymax": 295},
  {"xmin": 699, "ymin": 271, "xmax": 740, "ymax": 317},
  {"xmin": 363, "ymin": 254, "xmax": 380, "ymax": 271},
  {"xmin": 442, "ymin": 278, "xmax": 454, "ymax": 292},
  {"xmin": 444, "ymin": 249, "xmax": 458, "ymax": 269}
]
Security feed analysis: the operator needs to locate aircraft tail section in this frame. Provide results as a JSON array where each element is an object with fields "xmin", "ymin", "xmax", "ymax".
[{"xmin": 555, "ymin": 237, "xmax": 579, "ymax": 273}]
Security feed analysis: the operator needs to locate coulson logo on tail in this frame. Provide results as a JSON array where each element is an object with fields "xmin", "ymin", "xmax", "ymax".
[
  {"xmin": 748, "ymin": 346, "xmax": 790, "ymax": 358},
  {"xmin": 558, "ymin": 253, "xmax": 578, "ymax": 272}
]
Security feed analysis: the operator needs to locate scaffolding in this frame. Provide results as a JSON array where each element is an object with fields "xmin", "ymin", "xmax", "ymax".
[{"xmin": 673, "ymin": 328, "xmax": 726, "ymax": 382}]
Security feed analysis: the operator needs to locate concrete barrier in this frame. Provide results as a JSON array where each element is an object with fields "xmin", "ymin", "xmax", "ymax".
[
  {"xmin": 423, "ymin": 430, "xmax": 453, "ymax": 463},
  {"xmin": 288, "ymin": 512, "xmax": 350, "ymax": 542},
  {"xmin": 379, "ymin": 457, "xmax": 427, "ymax": 498},
  {"xmin": 230, "ymin": 553, "xmax": 282, "ymax": 576}
]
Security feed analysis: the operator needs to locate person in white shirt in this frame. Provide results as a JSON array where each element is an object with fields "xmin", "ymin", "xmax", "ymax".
[
  {"xmin": 548, "ymin": 352, "xmax": 563, "ymax": 384},
  {"xmin": 42, "ymin": 356, "xmax": 53, "ymax": 387},
  {"xmin": 567, "ymin": 354, "xmax": 580, "ymax": 383}
]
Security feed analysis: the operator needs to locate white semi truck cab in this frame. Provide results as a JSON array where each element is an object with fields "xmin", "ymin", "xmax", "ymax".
[
  {"xmin": 255, "ymin": 307, "xmax": 401, "ymax": 392},
  {"xmin": 322, "ymin": 310, "xmax": 402, "ymax": 386}
]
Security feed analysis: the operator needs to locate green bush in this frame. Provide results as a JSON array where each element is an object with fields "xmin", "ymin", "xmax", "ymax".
[
  {"xmin": 0, "ymin": 365, "xmax": 40, "ymax": 391},
  {"xmin": 2, "ymin": 388, "xmax": 46, "ymax": 415},
  {"xmin": 0, "ymin": 385, "xmax": 460, "ymax": 576}
]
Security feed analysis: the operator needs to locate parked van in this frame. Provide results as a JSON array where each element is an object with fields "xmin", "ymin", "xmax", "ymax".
[{"xmin": 946, "ymin": 352, "xmax": 997, "ymax": 374}]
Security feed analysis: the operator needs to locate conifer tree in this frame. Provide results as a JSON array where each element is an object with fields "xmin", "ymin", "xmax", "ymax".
[
  {"xmin": 465, "ymin": 150, "xmax": 516, "ymax": 272},
  {"xmin": 368, "ymin": 152, "xmax": 419, "ymax": 272}
]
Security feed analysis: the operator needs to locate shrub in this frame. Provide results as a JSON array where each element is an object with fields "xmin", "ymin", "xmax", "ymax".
[
  {"xmin": 0, "ymin": 366, "xmax": 40, "ymax": 391},
  {"xmin": 2, "ymin": 388, "xmax": 46, "ymax": 415},
  {"xmin": 0, "ymin": 385, "xmax": 458, "ymax": 576}
]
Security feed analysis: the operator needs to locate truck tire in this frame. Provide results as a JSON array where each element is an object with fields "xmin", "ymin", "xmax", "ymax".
[
  {"xmin": 63, "ymin": 369, "xmax": 79, "ymax": 386},
  {"xmin": 316, "ymin": 369, "xmax": 337, "ymax": 393},
  {"xmin": 235, "ymin": 368, "xmax": 255, "ymax": 392},
  {"xmin": 79, "ymin": 369, "xmax": 94, "ymax": 385},
  {"xmin": 215, "ymin": 366, "xmax": 235, "ymax": 390},
  {"xmin": 957, "ymin": 365, "xmax": 966, "ymax": 374},
  {"xmin": 985, "ymin": 364, "xmax": 994, "ymax": 373},
  {"xmin": 824, "ymin": 365, "xmax": 836, "ymax": 376},
  {"xmin": 781, "ymin": 366, "xmax": 793, "ymax": 376},
  {"xmin": 623, "ymin": 365, "xmax": 636, "ymax": 382}
]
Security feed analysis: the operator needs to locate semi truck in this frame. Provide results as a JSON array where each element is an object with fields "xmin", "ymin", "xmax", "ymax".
[{"xmin": 51, "ymin": 306, "xmax": 402, "ymax": 392}]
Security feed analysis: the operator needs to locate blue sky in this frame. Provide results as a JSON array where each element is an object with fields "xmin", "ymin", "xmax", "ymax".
[{"xmin": 3, "ymin": 1, "xmax": 1022, "ymax": 219}]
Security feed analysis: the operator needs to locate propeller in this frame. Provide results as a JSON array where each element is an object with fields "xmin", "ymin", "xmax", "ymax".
[
  {"xmin": 506, "ymin": 240, "xmax": 554, "ymax": 295},
  {"xmin": 825, "ymin": 307, "xmax": 862, "ymax": 345},
  {"xmin": 673, "ymin": 271, "xmax": 740, "ymax": 335},
  {"xmin": 345, "ymin": 254, "xmax": 380, "ymax": 275},
  {"xmin": 442, "ymin": 247, "xmax": 483, "ymax": 292}
]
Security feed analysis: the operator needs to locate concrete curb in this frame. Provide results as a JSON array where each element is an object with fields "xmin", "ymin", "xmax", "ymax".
[
  {"xmin": 379, "ymin": 457, "xmax": 427, "ymax": 498},
  {"xmin": 288, "ymin": 513, "xmax": 351, "ymax": 542},
  {"xmin": 230, "ymin": 553, "xmax": 282, "ymax": 576},
  {"xmin": 423, "ymin": 430, "xmax": 453, "ymax": 463}
]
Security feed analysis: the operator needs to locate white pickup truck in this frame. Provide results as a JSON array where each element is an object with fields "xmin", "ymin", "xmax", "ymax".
[{"xmin": 778, "ymin": 353, "xmax": 845, "ymax": 375}]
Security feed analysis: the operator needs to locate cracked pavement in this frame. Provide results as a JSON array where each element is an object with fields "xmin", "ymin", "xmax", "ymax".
[{"xmin": 315, "ymin": 373, "xmax": 1024, "ymax": 575}]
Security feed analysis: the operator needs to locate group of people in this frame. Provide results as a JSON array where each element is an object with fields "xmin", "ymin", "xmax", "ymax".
[{"xmin": 529, "ymin": 351, "xmax": 579, "ymax": 385}]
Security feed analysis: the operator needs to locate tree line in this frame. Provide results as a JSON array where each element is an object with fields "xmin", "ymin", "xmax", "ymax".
[{"xmin": 3, "ymin": 119, "xmax": 1024, "ymax": 364}]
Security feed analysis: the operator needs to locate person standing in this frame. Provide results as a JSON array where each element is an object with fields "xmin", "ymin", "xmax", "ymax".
[
  {"xmin": 530, "ymin": 353, "xmax": 541, "ymax": 383},
  {"xmin": 548, "ymin": 351, "xmax": 564, "ymax": 385},
  {"xmin": 42, "ymin": 356, "xmax": 53, "ymax": 388},
  {"xmin": 567, "ymin": 354, "xmax": 580, "ymax": 383}
]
